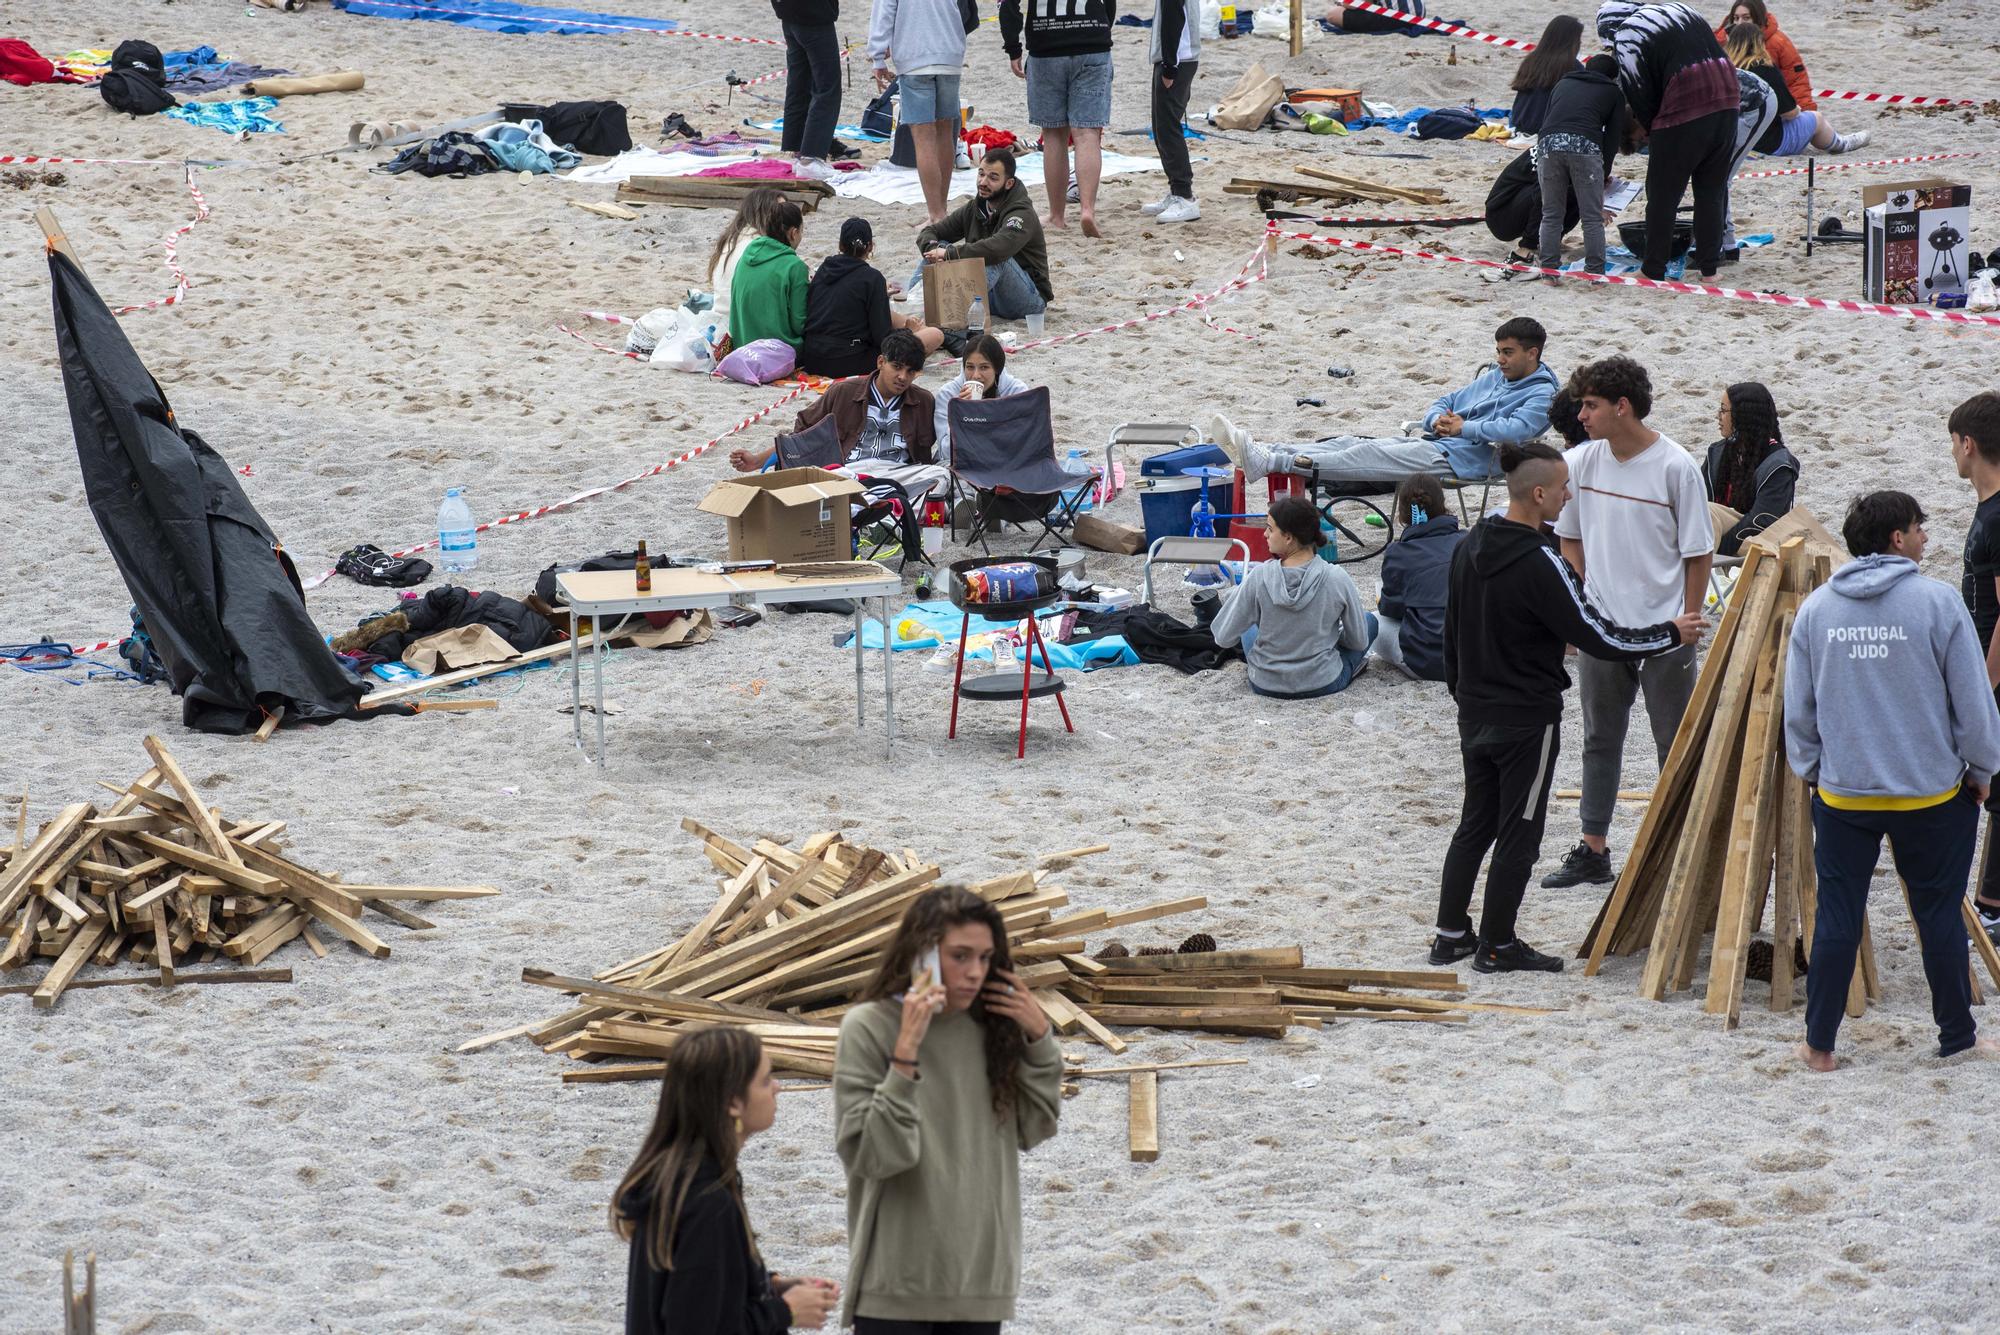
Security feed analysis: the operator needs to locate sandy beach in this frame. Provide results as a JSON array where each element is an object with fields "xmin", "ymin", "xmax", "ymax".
[{"xmin": 3, "ymin": 0, "xmax": 1999, "ymax": 1329}]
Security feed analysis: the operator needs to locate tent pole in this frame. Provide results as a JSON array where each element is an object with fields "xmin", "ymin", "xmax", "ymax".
[{"xmin": 35, "ymin": 206, "xmax": 80, "ymax": 266}]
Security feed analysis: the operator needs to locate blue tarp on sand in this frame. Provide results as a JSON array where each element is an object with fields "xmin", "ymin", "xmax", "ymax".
[{"xmin": 333, "ymin": 0, "xmax": 680, "ymax": 36}]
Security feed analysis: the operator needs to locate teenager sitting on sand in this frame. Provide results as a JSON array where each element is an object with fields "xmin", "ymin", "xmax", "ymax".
[
  {"xmin": 1714, "ymin": 0, "xmax": 1815, "ymax": 112},
  {"xmin": 1203, "ymin": 317, "xmax": 1558, "ymax": 484},
  {"xmin": 728, "ymin": 201, "xmax": 810, "ymax": 354},
  {"xmin": 913, "ymin": 148, "xmax": 1052, "ymax": 325},
  {"xmin": 1210, "ymin": 496, "xmax": 1376, "ymax": 698},
  {"xmin": 1703, "ymin": 381, "xmax": 1799, "ymax": 556},
  {"xmin": 706, "ymin": 188, "xmax": 784, "ymax": 337},
  {"xmin": 1373, "ymin": 474, "xmax": 1462, "ymax": 682},
  {"xmin": 802, "ymin": 218, "xmax": 944, "ymax": 379},
  {"xmin": 1724, "ymin": 22, "xmax": 1867, "ymax": 156},
  {"xmin": 932, "ymin": 334, "xmax": 1029, "ymax": 464}
]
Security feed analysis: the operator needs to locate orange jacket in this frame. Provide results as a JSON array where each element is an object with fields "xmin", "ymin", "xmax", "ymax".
[{"xmin": 1717, "ymin": 13, "xmax": 1816, "ymax": 109}]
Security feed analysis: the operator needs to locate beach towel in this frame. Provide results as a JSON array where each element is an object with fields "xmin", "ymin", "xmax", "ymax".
[
  {"xmin": 164, "ymin": 96, "xmax": 284, "ymax": 135},
  {"xmin": 332, "ymin": 0, "xmax": 681, "ymax": 36}
]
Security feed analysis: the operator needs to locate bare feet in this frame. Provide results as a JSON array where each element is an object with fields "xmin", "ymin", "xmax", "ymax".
[
  {"xmin": 1964, "ymin": 1036, "xmax": 2000, "ymax": 1058},
  {"xmin": 1045, "ymin": 213, "xmax": 1068, "ymax": 230},
  {"xmin": 1797, "ymin": 1042, "xmax": 1836, "ymax": 1072},
  {"xmin": 1080, "ymin": 214, "xmax": 1102, "ymax": 239}
]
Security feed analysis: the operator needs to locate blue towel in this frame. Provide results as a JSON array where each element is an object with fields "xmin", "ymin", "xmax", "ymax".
[
  {"xmin": 842, "ymin": 599, "xmax": 1139, "ymax": 671},
  {"xmin": 1345, "ymin": 104, "xmax": 1508, "ymax": 134},
  {"xmin": 164, "ymin": 96, "xmax": 285, "ymax": 135},
  {"xmin": 333, "ymin": 0, "xmax": 680, "ymax": 35}
]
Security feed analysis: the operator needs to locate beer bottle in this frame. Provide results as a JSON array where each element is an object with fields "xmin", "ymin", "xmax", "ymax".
[{"xmin": 634, "ymin": 540, "xmax": 653, "ymax": 593}]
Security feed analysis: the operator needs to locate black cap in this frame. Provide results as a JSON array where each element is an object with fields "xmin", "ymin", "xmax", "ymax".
[{"xmin": 840, "ymin": 217, "xmax": 873, "ymax": 251}]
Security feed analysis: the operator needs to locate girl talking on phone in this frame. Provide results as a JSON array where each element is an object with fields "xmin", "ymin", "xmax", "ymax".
[{"xmin": 833, "ymin": 886, "xmax": 1065, "ymax": 1334}]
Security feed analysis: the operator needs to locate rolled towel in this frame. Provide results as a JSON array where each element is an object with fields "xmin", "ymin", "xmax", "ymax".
[{"xmin": 242, "ymin": 70, "xmax": 364, "ymax": 98}]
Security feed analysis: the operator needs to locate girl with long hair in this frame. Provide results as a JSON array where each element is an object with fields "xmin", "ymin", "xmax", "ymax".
[
  {"xmin": 932, "ymin": 334, "xmax": 1030, "ymax": 463},
  {"xmin": 707, "ymin": 188, "xmax": 785, "ymax": 332},
  {"xmin": 1508, "ymin": 14, "xmax": 1585, "ymax": 135},
  {"xmin": 1724, "ymin": 23, "xmax": 1866, "ymax": 155},
  {"xmin": 1703, "ymin": 381, "xmax": 1799, "ymax": 556},
  {"xmin": 729, "ymin": 200, "xmax": 811, "ymax": 354},
  {"xmin": 1714, "ymin": 0, "xmax": 1819, "ymax": 113},
  {"xmin": 613, "ymin": 1027, "xmax": 840, "ymax": 1333},
  {"xmin": 833, "ymin": 886, "xmax": 1064, "ymax": 1333}
]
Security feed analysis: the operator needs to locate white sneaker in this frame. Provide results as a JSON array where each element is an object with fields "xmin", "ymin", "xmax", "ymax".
[
  {"xmin": 1140, "ymin": 194, "xmax": 1173, "ymax": 216},
  {"xmin": 1836, "ymin": 130, "xmax": 1871, "ymax": 153},
  {"xmin": 1198, "ymin": 411, "xmax": 1257, "ymax": 474},
  {"xmin": 1157, "ymin": 196, "xmax": 1201, "ymax": 223}
]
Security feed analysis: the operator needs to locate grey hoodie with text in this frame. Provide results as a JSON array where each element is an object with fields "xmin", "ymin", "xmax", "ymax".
[
  {"xmin": 1210, "ymin": 558, "xmax": 1368, "ymax": 695},
  {"xmin": 1784, "ymin": 553, "xmax": 2000, "ymax": 799}
]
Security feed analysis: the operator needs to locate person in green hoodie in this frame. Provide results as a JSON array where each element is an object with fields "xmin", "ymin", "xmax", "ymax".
[
  {"xmin": 913, "ymin": 149, "xmax": 1052, "ymax": 324},
  {"xmin": 834, "ymin": 885, "xmax": 1064, "ymax": 1333},
  {"xmin": 729, "ymin": 200, "xmax": 811, "ymax": 354}
]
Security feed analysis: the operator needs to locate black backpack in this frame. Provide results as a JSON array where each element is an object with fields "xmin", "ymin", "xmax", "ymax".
[{"xmin": 101, "ymin": 40, "xmax": 176, "ymax": 116}]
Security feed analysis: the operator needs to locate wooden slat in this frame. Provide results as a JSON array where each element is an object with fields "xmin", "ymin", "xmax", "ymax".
[
  {"xmin": 142, "ymin": 735, "xmax": 242, "ymax": 865},
  {"xmin": 130, "ymin": 834, "xmax": 280, "ymax": 895},
  {"xmin": 1128, "ymin": 1072, "xmax": 1159, "ymax": 1162},
  {"xmin": 33, "ymin": 920, "xmax": 109, "ymax": 1007},
  {"xmin": 1707, "ymin": 608, "xmax": 1791, "ymax": 1027},
  {"xmin": 0, "ymin": 803, "xmax": 92, "ymax": 923},
  {"xmin": 1091, "ymin": 947, "xmax": 1304, "ymax": 975}
]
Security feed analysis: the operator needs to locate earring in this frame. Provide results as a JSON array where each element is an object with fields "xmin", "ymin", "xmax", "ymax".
[{"xmin": 733, "ymin": 1115, "xmax": 744, "ymax": 1141}]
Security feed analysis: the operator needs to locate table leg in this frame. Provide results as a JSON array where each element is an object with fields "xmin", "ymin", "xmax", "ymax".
[
  {"xmin": 879, "ymin": 596, "xmax": 896, "ymax": 754},
  {"xmin": 569, "ymin": 608, "xmax": 582, "ymax": 752},
  {"xmin": 948, "ymin": 611, "xmax": 970, "ymax": 740},
  {"xmin": 852, "ymin": 601, "xmax": 866, "ymax": 729},
  {"xmin": 593, "ymin": 625, "xmax": 607, "ymax": 764}
]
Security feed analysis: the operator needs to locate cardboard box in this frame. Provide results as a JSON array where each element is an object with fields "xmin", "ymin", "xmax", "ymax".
[
  {"xmin": 1071, "ymin": 512, "xmax": 1146, "ymax": 556},
  {"xmin": 697, "ymin": 467, "xmax": 863, "ymax": 563},
  {"xmin": 1863, "ymin": 179, "xmax": 1972, "ymax": 303}
]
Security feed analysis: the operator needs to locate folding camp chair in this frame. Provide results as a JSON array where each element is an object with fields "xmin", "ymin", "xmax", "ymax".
[
  {"xmin": 947, "ymin": 387, "xmax": 1088, "ymax": 555},
  {"xmin": 773, "ymin": 416, "xmax": 928, "ymax": 569},
  {"xmin": 1102, "ymin": 421, "xmax": 1200, "ymax": 506}
]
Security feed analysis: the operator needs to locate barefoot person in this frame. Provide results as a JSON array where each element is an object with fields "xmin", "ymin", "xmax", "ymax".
[
  {"xmin": 1434, "ymin": 442, "xmax": 1704, "ymax": 973},
  {"xmin": 868, "ymin": 0, "xmax": 967, "ymax": 224},
  {"xmin": 1785, "ymin": 491, "xmax": 2000, "ymax": 1070},
  {"xmin": 614, "ymin": 1027, "xmax": 841, "ymax": 1332},
  {"xmin": 834, "ymin": 886, "xmax": 1064, "ymax": 1331},
  {"xmin": 999, "ymin": 0, "xmax": 1114, "ymax": 236}
]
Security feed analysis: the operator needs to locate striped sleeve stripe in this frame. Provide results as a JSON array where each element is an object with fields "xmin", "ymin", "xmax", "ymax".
[{"xmin": 1536, "ymin": 546, "xmax": 1679, "ymax": 653}]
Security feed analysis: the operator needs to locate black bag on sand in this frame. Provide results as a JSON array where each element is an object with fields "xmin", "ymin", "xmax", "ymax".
[
  {"xmin": 101, "ymin": 40, "xmax": 176, "ymax": 116},
  {"xmin": 533, "ymin": 100, "xmax": 632, "ymax": 156}
]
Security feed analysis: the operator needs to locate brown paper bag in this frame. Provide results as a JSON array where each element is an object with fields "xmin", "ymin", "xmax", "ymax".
[
  {"xmin": 1212, "ymin": 61, "xmax": 1285, "ymax": 131},
  {"xmin": 923, "ymin": 256, "xmax": 990, "ymax": 331},
  {"xmin": 402, "ymin": 625, "xmax": 521, "ymax": 675}
]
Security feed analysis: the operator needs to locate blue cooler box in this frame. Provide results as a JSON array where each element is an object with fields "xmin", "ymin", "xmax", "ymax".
[{"xmin": 1137, "ymin": 444, "xmax": 1236, "ymax": 545}]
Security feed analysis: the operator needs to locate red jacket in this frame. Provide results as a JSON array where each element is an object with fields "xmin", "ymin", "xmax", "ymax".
[{"xmin": 1716, "ymin": 13, "xmax": 1815, "ymax": 109}]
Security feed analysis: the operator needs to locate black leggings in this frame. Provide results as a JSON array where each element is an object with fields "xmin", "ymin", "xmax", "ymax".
[
  {"xmin": 1339, "ymin": 6, "xmax": 1411, "ymax": 33},
  {"xmin": 1640, "ymin": 107, "xmax": 1736, "ymax": 279},
  {"xmin": 853, "ymin": 1321, "xmax": 1001, "ymax": 1335}
]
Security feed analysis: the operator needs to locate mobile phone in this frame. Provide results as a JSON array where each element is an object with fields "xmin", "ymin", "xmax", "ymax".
[{"xmin": 912, "ymin": 944, "xmax": 941, "ymax": 993}]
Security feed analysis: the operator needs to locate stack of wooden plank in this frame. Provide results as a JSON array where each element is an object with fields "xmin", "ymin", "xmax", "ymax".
[
  {"xmin": 1227, "ymin": 166, "xmax": 1446, "ymax": 211},
  {"xmin": 0, "ymin": 737, "xmax": 498, "ymax": 1008},
  {"xmin": 504, "ymin": 819, "xmax": 1510, "ymax": 1085},
  {"xmin": 616, "ymin": 173, "xmax": 834, "ymax": 212},
  {"xmin": 1580, "ymin": 533, "xmax": 2000, "ymax": 1025}
]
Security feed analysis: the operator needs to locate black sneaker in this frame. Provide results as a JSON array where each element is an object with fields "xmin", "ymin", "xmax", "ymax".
[
  {"xmin": 1473, "ymin": 939, "xmax": 1564, "ymax": 974},
  {"xmin": 1429, "ymin": 931, "xmax": 1478, "ymax": 965},
  {"xmin": 1718, "ymin": 247, "xmax": 1741, "ymax": 266},
  {"xmin": 1541, "ymin": 842, "xmax": 1614, "ymax": 888}
]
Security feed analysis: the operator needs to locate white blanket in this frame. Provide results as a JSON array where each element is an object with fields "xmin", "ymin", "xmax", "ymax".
[{"xmin": 564, "ymin": 150, "xmax": 1162, "ymax": 206}]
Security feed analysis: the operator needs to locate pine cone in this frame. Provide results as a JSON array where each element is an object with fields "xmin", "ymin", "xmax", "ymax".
[
  {"xmin": 1136, "ymin": 945, "xmax": 1176, "ymax": 957},
  {"xmin": 1178, "ymin": 933, "xmax": 1218, "ymax": 954},
  {"xmin": 1745, "ymin": 939, "xmax": 1774, "ymax": 984},
  {"xmin": 1093, "ymin": 942, "xmax": 1129, "ymax": 960}
]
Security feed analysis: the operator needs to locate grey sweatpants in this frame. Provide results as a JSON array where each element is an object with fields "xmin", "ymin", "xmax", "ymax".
[
  {"xmin": 1537, "ymin": 150, "xmax": 1607, "ymax": 273},
  {"xmin": 1577, "ymin": 645, "xmax": 1697, "ymax": 839},
  {"xmin": 1246, "ymin": 435, "xmax": 1451, "ymax": 483}
]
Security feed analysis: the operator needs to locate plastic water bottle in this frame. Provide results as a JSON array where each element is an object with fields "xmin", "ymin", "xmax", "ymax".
[
  {"xmin": 1063, "ymin": 448, "xmax": 1096, "ymax": 512},
  {"xmin": 965, "ymin": 296, "xmax": 985, "ymax": 339},
  {"xmin": 438, "ymin": 487, "xmax": 478, "ymax": 572}
]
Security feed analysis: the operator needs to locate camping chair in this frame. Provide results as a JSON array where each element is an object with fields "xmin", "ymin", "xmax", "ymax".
[
  {"xmin": 773, "ymin": 416, "xmax": 928, "ymax": 569},
  {"xmin": 1102, "ymin": 421, "xmax": 1200, "ymax": 506},
  {"xmin": 947, "ymin": 387, "xmax": 1087, "ymax": 554},
  {"xmin": 1142, "ymin": 535, "xmax": 1250, "ymax": 606}
]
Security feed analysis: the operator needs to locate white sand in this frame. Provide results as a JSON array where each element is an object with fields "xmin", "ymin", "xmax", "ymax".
[{"xmin": 3, "ymin": 0, "xmax": 1998, "ymax": 1329}]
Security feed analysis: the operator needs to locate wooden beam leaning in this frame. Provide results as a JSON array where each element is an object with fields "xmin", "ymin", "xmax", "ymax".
[
  {"xmin": 142, "ymin": 736, "xmax": 241, "ymax": 865},
  {"xmin": 1706, "ymin": 609, "xmax": 1792, "ymax": 1027}
]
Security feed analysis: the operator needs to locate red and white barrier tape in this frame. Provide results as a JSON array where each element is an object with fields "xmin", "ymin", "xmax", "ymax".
[
  {"xmin": 0, "ymin": 153, "xmax": 190, "ymax": 167},
  {"xmin": 1265, "ymin": 224, "xmax": 2000, "ymax": 331},
  {"xmin": 297, "ymin": 383, "xmax": 810, "ymax": 589},
  {"xmin": 1335, "ymin": 3, "xmax": 1991, "ymax": 107},
  {"xmin": 1734, "ymin": 150, "xmax": 1983, "ymax": 181},
  {"xmin": 1270, "ymin": 212, "xmax": 1488, "ymax": 228},
  {"xmin": 338, "ymin": 0, "xmax": 782, "ymax": 44},
  {"xmin": 109, "ymin": 167, "xmax": 211, "ymax": 315},
  {"xmin": 1336, "ymin": 1, "xmax": 1534, "ymax": 51}
]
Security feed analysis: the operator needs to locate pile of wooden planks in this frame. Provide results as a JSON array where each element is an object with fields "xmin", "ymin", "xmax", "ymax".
[
  {"xmin": 0, "ymin": 737, "xmax": 498, "ymax": 1008},
  {"xmin": 499, "ymin": 820, "xmax": 1515, "ymax": 1085},
  {"xmin": 1227, "ymin": 167, "xmax": 1447, "ymax": 212},
  {"xmin": 1580, "ymin": 531, "xmax": 2000, "ymax": 1025},
  {"xmin": 616, "ymin": 174, "xmax": 833, "ymax": 212}
]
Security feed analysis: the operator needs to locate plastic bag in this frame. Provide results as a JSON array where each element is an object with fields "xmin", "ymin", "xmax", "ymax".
[
  {"xmin": 627, "ymin": 302, "xmax": 721, "ymax": 371},
  {"xmin": 1968, "ymin": 268, "xmax": 1999, "ymax": 313},
  {"xmin": 714, "ymin": 337, "xmax": 796, "ymax": 385}
]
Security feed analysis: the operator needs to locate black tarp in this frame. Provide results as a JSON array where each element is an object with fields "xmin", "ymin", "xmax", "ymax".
[{"xmin": 49, "ymin": 249, "xmax": 370, "ymax": 733}]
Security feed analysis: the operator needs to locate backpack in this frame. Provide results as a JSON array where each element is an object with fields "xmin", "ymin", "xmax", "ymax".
[
  {"xmin": 118, "ymin": 607, "xmax": 168, "ymax": 684},
  {"xmin": 1413, "ymin": 107, "xmax": 1483, "ymax": 140},
  {"xmin": 100, "ymin": 40, "xmax": 175, "ymax": 116},
  {"xmin": 860, "ymin": 80, "xmax": 899, "ymax": 140}
]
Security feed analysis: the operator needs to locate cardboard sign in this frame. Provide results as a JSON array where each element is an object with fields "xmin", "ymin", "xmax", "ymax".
[
  {"xmin": 922, "ymin": 256, "xmax": 990, "ymax": 331},
  {"xmin": 697, "ymin": 467, "xmax": 864, "ymax": 563},
  {"xmin": 1862, "ymin": 178, "xmax": 1972, "ymax": 303}
]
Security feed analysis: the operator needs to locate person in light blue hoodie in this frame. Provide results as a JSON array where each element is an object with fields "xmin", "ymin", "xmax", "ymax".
[
  {"xmin": 1203, "ymin": 317, "xmax": 1557, "ymax": 485},
  {"xmin": 868, "ymin": 0, "xmax": 967, "ymax": 225},
  {"xmin": 1785, "ymin": 490, "xmax": 2000, "ymax": 1071}
]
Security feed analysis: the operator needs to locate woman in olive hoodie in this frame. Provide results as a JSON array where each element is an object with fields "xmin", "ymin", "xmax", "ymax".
[
  {"xmin": 834, "ymin": 886, "xmax": 1064, "ymax": 1334},
  {"xmin": 729, "ymin": 201, "xmax": 811, "ymax": 354}
]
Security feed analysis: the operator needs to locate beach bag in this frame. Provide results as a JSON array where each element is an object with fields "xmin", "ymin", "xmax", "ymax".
[
  {"xmin": 1414, "ymin": 107, "xmax": 1482, "ymax": 140},
  {"xmin": 100, "ymin": 40, "xmax": 176, "ymax": 116},
  {"xmin": 534, "ymin": 100, "xmax": 632, "ymax": 156},
  {"xmin": 861, "ymin": 80, "xmax": 899, "ymax": 139},
  {"xmin": 715, "ymin": 338, "xmax": 797, "ymax": 385},
  {"xmin": 1212, "ymin": 61, "xmax": 1285, "ymax": 131},
  {"xmin": 652, "ymin": 306, "xmax": 721, "ymax": 373}
]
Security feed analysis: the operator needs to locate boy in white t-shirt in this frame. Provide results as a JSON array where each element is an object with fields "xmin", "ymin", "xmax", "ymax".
[{"xmin": 1543, "ymin": 356, "xmax": 1714, "ymax": 888}]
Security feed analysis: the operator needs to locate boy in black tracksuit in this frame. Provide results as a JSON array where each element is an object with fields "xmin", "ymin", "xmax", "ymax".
[{"xmin": 1435, "ymin": 442, "xmax": 1701, "ymax": 972}]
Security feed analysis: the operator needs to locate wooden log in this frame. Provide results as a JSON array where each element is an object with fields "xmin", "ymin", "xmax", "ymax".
[
  {"xmin": 33, "ymin": 920, "xmax": 109, "ymax": 1007},
  {"xmin": 1128, "ymin": 1072, "xmax": 1159, "ymax": 1162},
  {"xmin": 1092, "ymin": 947, "xmax": 1304, "ymax": 974},
  {"xmin": 359, "ymin": 635, "xmax": 598, "ymax": 708}
]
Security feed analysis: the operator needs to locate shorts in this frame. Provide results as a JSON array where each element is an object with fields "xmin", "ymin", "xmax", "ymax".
[
  {"xmin": 1776, "ymin": 110, "xmax": 1818, "ymax": 156},
  {"xmin": 896, "ymin": 71, "xmax": 961, "ymax": 126},
  {"xmin": 1026, "ymin": 50, "xmax": 1112, "ymax": 129}
]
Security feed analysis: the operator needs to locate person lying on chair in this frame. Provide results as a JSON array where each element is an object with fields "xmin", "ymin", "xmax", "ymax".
[
  {"xmin": 730, "ymin": 329, "xmax": 948, "ymax": 500},
  {"xmin": 1202, "ymin": 317, "xmax": 1559, "ymax": 486}
]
